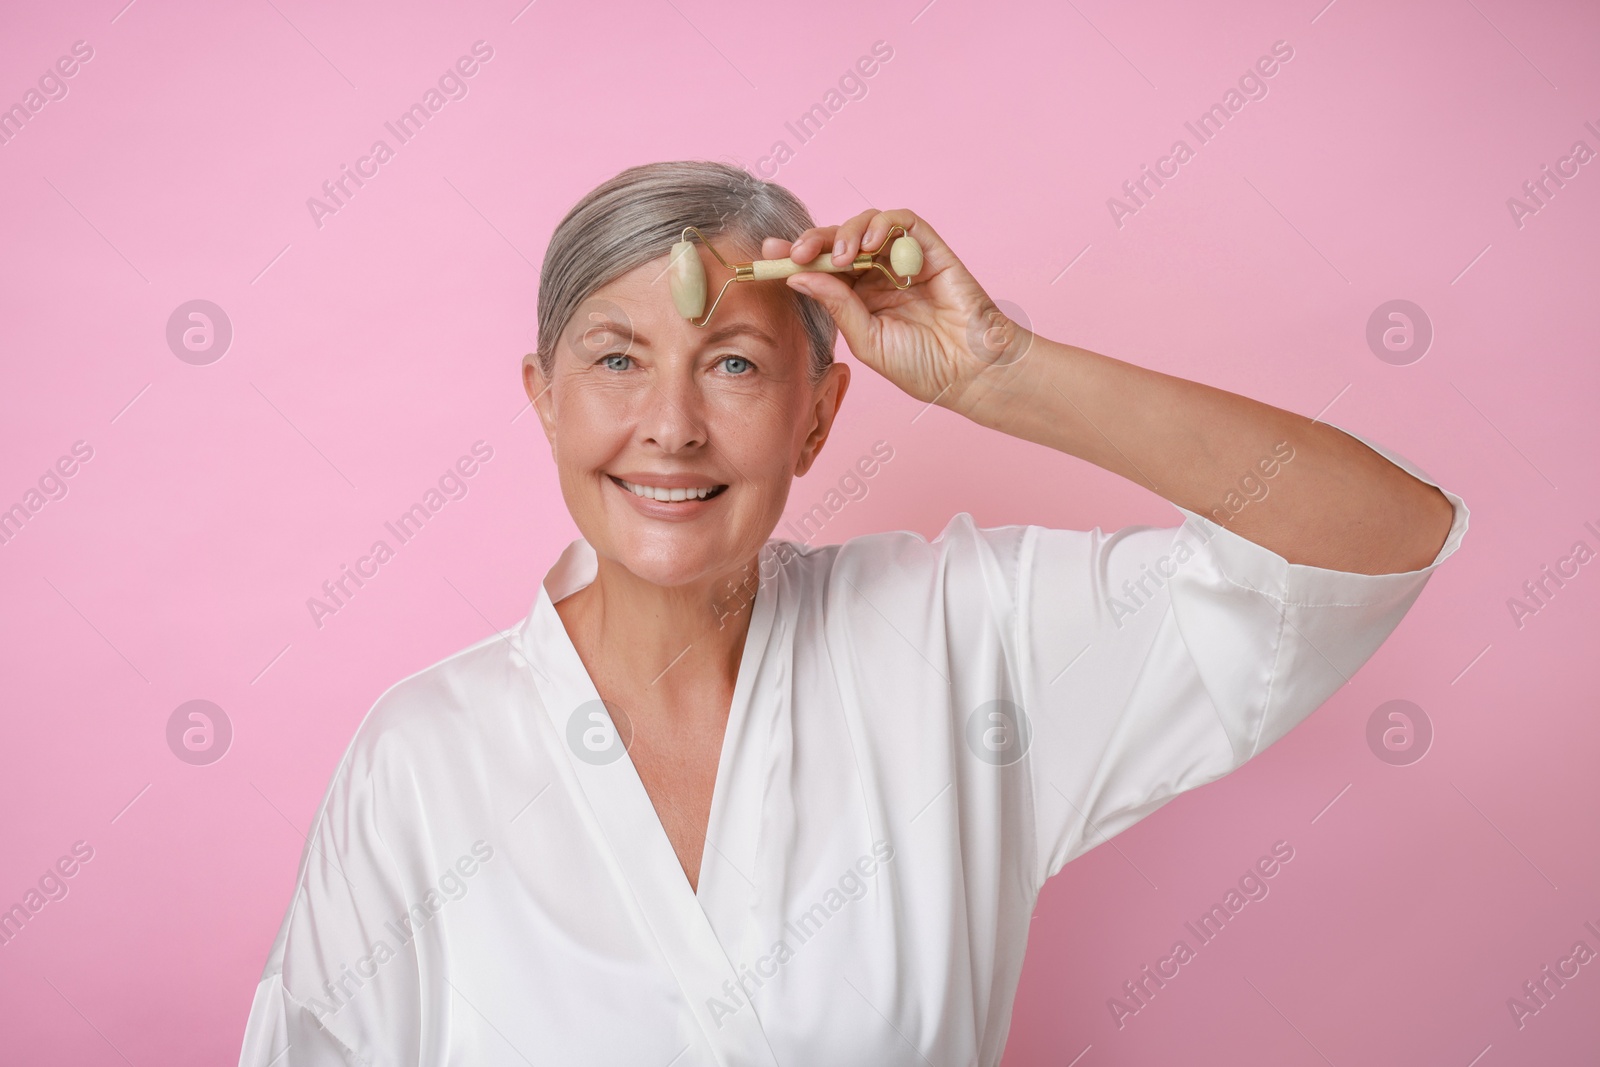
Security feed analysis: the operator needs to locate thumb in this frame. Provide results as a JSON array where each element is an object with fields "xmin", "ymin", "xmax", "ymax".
[{"xmin": 787, "ymin": 273, "xmax": 877, "ymax": 362}]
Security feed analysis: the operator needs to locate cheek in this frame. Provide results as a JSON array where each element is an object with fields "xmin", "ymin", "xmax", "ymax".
[
  {"xmin": 552, "ymin": 390, "xmax": 631, "ymax": 471},
  {"xmin": 715, "ymin": 391, "xmax": 804, "ymax": 469}
]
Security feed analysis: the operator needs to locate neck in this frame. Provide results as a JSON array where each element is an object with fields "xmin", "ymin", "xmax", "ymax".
[{"xmin": 560, "ymin": 549, "xmax": 765, "ymax": 700}]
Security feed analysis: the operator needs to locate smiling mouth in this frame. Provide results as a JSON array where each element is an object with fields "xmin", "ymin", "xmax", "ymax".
[{"xmin": 609, "ymin": 475, "xmax": 729, "ymax": 502}]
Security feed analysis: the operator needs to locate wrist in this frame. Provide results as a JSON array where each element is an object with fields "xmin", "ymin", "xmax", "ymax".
[{"xmin": 940, "ymin": 309, "xmax": 1040, "ymax": 424}]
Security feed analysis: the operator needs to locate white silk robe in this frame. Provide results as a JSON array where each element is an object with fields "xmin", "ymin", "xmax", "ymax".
[{"xmin": 238, "ymin": 427, "xmax": 1469, "ymax": 1066}]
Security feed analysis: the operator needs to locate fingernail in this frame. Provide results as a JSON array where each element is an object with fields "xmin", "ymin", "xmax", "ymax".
[{"xmin": 833, "ymin": 239, "xmax": 845, "ymax": 257}]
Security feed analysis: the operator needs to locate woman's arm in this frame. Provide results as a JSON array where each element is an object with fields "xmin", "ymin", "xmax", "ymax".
[
  {"xmin": 780, "ymin": 209, "xmax": 1455, "ymax": 577},
  {"xmin": 946, "ymin": 337, "xmax": 1455, "ymax": 575}
]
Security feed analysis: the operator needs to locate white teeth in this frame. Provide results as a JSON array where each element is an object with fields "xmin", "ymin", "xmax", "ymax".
[{"xmin": 617, "ymin": 478, "xmax": 721, "ymax": 502}]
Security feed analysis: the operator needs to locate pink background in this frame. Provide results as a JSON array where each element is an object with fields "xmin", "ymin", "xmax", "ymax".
[{"xmin": 2, "ymin": 0, "xmax": 1597, "ymax": 1062}]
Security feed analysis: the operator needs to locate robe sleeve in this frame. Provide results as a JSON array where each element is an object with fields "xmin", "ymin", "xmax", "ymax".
[
  {"xmin": 238, "ymin": 720, "xmax": 425, "ymax": 1067},
  {"xmin": 1014, "ymin": 425, "xmax": 1470, "ymax": 890}
]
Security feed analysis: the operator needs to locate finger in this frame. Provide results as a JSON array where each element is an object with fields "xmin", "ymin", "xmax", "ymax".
[
  {"xmin": 760, "ymin": 236, "xmax": 792, "ymax": 260},
  {"xmin": 860, "ymin": 210, "xmax": 951, "ymax": 279},
  {"xmin": 786, "ymin": 272, "xmax": 876, "ymax": 363},
  {"xmin": 829, "ymin": 208, "xmax": 880, "ymax": 266},
  {"xmin": 788, "ymin": 225, "xmax": 839, "ymax": 265}
]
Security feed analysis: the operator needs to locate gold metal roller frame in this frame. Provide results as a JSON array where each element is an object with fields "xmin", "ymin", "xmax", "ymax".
[{"xmin": 668, "ymin": 224, "xmax": 924, "ymax": 328}]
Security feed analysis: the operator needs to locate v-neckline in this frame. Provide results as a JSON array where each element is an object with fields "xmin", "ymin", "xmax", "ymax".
[
  {"xmin": 523, "ymin": 535, "xmax": 779, "ymax": 909},
  {"xmin": 518, "ymin": 536, "xmax": 785, "ymax": 1064}
]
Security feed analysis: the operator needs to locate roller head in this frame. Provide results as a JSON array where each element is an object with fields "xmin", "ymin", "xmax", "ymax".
[
  {"xmin": 668, "ymin": 240, "xmax": 706, "ymax": 320},
  {"xmin": 889, "ymin": 235, "xmax": 923, "ymax": 279}
]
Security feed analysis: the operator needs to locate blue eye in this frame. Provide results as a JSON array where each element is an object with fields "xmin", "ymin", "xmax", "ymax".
[
  {"xmin": 720, "ymin": 355, "xmax": 752, "ymax": 374},
  {"xmin": 600, "ymin": 353, "xmax": 632, "ymax": 371}
]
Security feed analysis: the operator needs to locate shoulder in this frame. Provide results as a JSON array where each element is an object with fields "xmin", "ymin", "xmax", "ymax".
[
  {"xmin": 769, "ymin": 513, "xmax": 1036, "ymax": 618},
  {"xmin": 809, "ymin": 512, "xmax": 1032, "ymax": 582},
  {"xmin": 337, "ymin": 625, "xmax": 526, "ymax": 787}
]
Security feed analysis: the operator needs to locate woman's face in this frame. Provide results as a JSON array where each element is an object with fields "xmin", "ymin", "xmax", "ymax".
[{"xmin": 527, "ymin": 238, "xmax": 850, "ymax": 593}]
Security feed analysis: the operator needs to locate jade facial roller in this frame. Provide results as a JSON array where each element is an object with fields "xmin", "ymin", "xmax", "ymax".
[{"xmin": 668, "ymin": 224, "xmax": 924, "ymax": 327}]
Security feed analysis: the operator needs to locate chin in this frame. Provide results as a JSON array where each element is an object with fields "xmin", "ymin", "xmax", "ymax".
[
  {"xmin": 607, "ymin": 529, "xmax": 747, "ymax": 590},
  {"xmin": 571, "ymin": 479, "xmax": 778, "ymax": 590}
]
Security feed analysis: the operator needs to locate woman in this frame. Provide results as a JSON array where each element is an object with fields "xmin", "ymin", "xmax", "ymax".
[{"xmin": 239, "ymin": 160, "xmax": 1466, "ymax": 1066}]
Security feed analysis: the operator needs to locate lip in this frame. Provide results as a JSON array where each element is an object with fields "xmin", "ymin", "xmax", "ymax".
[
  {"xmin": 609, "ymin": 472, "xmax": 726, "ymax": 490},
  {"xmin": 607, "ymin": 473, "xmax": 728, "ymax": 520}
]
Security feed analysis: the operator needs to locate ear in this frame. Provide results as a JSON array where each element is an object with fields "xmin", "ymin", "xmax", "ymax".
[
  {"xmin": 794, "ymin": 361, "xmax": 850, "ymax": 478},
  {"xmin": 523, "ymin": 355, "xmax": 557, "ymax": 445}
]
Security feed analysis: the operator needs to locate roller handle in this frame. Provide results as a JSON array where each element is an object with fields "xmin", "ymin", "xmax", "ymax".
[
  {"xmin": 749, "ymin": 235, "xmax": 924, "ymax": 282},
  {"xmin": 749, "ymin": 255, "xmax": 870, "ymax": 281}
]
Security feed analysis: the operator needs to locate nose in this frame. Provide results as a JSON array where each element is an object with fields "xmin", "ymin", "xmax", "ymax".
[{"xmin": 638, "ymin": 366, "xmax": 709, "ymax": 454}]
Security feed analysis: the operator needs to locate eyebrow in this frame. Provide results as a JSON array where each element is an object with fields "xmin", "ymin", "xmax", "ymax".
[
  {"xmin": 701, "ymin": 322, "xmax": 780, "ymax": 347},
  {"xmin": 576, "ymin": 319, "xmax": 780, "ymax": 349}
]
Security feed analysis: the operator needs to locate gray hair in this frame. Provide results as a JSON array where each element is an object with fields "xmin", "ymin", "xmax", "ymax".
[{"xmin": 533, "ymin": 160, "xmax": 838, "ymax": 383}]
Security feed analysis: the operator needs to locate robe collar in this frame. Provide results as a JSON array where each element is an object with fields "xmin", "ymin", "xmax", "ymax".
[{"xmin": 516, "ymin": 536, "xmax": 784, "ymax": 1067}]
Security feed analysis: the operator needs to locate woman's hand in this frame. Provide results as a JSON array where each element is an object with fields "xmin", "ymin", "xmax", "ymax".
[{"xmin": 767, "ymin": 209, "xmax": 1031, "ymax": 407}]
